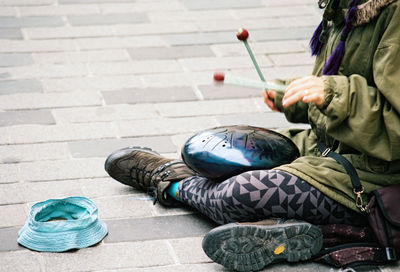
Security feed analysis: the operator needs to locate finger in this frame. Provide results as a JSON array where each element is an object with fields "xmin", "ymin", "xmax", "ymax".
[
  {"xmin": 284, "ymin": 80, "xmax": 316, "ymax": 99},
  {"xmin": 303, "ymin": 93, "xmax": 324, "ymax": 106},
  {"xmin": 263, "ymin": 90, "xmax": 279, "ymax": 111},
  {"xmin": 267, "ymin": 89, "xmax": 276, "ymax": 99},
  {"xmin": 283, "ymin": 90, "xmax": 306, "ymax": 107}
]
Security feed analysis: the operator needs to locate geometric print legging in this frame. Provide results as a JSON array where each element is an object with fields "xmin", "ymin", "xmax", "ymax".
[{"xmin": 178, "ymin": 169, "xmax": 367, "ymax": 226}]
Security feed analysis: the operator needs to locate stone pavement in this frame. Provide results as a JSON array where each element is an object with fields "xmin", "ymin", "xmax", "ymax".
[{"xmin": 0, "ymin": 0, "xmax": 399, "ymax": 271}]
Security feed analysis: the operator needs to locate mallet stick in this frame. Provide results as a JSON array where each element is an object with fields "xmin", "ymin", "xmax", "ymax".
[
  {"xmin": 236, "ymin": 28, "xmax": 266, "ymax": 82},
  {"xmin": 214, "ymin": 72, "xmax": 286, "ymax": 91}
]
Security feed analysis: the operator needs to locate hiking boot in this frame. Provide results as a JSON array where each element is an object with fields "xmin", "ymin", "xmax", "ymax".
[
  {"xmin": 202, "ymin": 218, "xmax": 323, "ymax": 272},
  {"xmin": 104, "ymin": 147, "xmax": 196, "ymax": 206}
]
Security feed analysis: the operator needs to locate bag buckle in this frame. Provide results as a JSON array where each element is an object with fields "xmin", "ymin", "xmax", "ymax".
[
  {"xmin": 354, "ymin": 187, "xmax": 369, "ymax": 213},
  {"xmin": 321, "ymin": 147, "xmax": 331, "ymax": 157},
  {"xmin": 385, "ymin": 247, "xmax": 397, "ymax": 261}
]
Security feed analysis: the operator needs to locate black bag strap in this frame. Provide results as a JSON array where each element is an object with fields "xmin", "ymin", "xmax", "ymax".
[
  {"xmin": 316, "ymin": 140, "xmax": 398, "ymax": 263},
  {"xmin": 313, "ymin": 242, "xmax": 398, "ymax": 267},
  {"xmin": 317, "ymin": 140, "xmax": 368, "ymax": 212}
]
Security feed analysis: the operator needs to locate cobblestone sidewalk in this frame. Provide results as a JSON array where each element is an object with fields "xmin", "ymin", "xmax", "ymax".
[{"xmin": 0, "ymin": 0, "xmax": 399, "ymax": 271}]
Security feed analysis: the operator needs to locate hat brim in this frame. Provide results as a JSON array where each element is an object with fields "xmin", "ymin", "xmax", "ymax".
[{"xmin": 17, "ymin": 219, "xmax": 108, "ymax": 252}]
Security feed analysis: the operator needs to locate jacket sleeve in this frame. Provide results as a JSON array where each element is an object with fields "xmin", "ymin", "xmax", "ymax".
[{"xmin": 308, "ymin": 13, "xmax": 400, "ymax": 161}]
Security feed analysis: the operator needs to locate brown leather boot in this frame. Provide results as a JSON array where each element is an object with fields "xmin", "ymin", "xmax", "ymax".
[
  {"xmin": 105, "ymin": 147, "xmax": 196, "ymax": 206},
  {"xmin": 202, "ymin": 218, "xmax": 323, "ymax": 271}
]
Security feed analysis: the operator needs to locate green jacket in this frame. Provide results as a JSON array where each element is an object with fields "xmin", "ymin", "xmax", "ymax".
[{"xmin": 273, "ymin": 0, "xmax": 400, "ymax": 212}]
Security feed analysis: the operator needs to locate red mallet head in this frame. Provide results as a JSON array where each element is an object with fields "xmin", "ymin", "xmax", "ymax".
[
  {"xmin": 236, "ymin": 28, "xmax": 249, "ymax": 41},
  {"xmin": 213, "ymin": 72, "xmax": 225, "ymax": 83}
]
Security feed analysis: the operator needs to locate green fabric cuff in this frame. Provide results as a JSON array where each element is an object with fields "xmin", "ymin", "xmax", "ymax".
[
  {"xmin": 320, "ymin": 76, "xmax": 336, "ymax": 110},
  {"xmin": 273, "ymin": 90, "xmax": 285, "ymax": 112}
]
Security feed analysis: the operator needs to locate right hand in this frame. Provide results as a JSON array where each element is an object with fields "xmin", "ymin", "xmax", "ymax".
[{"xmin": 263, "ymin": 89, "xmax": 280, "ymax": 112}]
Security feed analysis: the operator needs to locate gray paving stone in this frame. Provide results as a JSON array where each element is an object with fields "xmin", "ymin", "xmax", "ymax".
[
  {"xmin": 68, "ymin": 136, "xmax": 176, "ymax": 158},
  {"xmin": 0, "ymin": 53, "xmax": 32, "ymax": 67},
  {"xmin": 40, "ymin": 241, "xmax": 174, "ymax": 272},
  {"xmin": 89, "ymin": 60, "xmax": 182, "ymax": 76},
  {"xmin": 102, "ymin": 87, "xmax": 197, "ymax": 105},
  {"xmin": 0, "ymin": 142, "xmax": 69, "ymax": 163},
  {"xmin": 0, "ymin": 180, "xmax": 83, "ymax": 205},
  {"xmin": 0, "ymin": 63, "xmax": 88, "ymax": 80},
  {"xmin": 0, "ymin": 6, "xmax": 15, "ymax": 16},
  {"xmin": 210, "ymin": 40, "xmax": 307, "ymax": 58},
  {"xmin": 0, "ymin": 28, "xmax": 22, "ymax": 39},
  {"xmin": 252, "ymin": 27, "xmax": 316, "ymax": 42},
  {"xmin": 18, "ymin": 158, "xmax": 106, "ymax": 182},
  {"xmin": 25, "ymin": 26, "xmax": 115, "ymax": 39},
  {"xmin": 273, "ymin": 65, "xmax": 315, "ymax": 79},
  {"xmin": 0, "ymin": 0, "xmax": 55, "ymax": 5},
  {"xmin": 2, "ymin": 123, "xmax": 117, "ymax": 145},
  {"xmin": 148, "ymin": 10, "xmax": 234, "ymax": 22},
  {"xmin": 0, "ymin": 164, "xmax": 19, "ymax": 184},
  {"xmin": 232, "ymin": 6, "xmax": 317, "ymax": 19},
  {"xmin": 112, "ymin": 22, "xmax": 197, "ymax": 36},
  {"xmin": 79, "ymin": 177, "xmax": 134, "ymax": 199},
  {"xmin": 0, "ymin": 110, "xmax": 55, "ymax": 127},
  {"xmin": 0, "ymin": 204, "xmax": 27, "ymax": 228},
  {"xmin": 282, "ymin": 15, "xmax": 322, "ymax": 28},
  {"xmin": 18, "ymin": 4, "xmax": 101, "ymax": 16},
  {"xmin": 216, "ymin": 112, "xmax": 295, "ymax": 129},
  {"xmin": 155, "ymin": 98, "xmax": 262, "ymax": 118},
  {"xmin": 32, "ymin": 49, "xmax": 129, "ymax": 63},
  {"xmin": 169, "ymin": 237, "xmax": 210, "ymax": 264},
  {"xmin": 0, "ymin": 249, "xmax": 45, "ymax": 271},
  {"xmin": 0, "ymin": 16, "xmax": 64, "ymax": 28},
  {"xmin": 269, "ymin": 52, "xmax": 315, "ymax": 66},
  {"xmin": 182, "ymin": 0, "xmax": 262, "ymax": 10},
  {"xmin": 76, "ymin": 36, "xmax": 165, "ymax": 50},
  {"xmin": 163, "ymin": 31, "xmax": 236, "ymax": 46},
  {"xmin": 99, "ymin": 2, "xmax": 185, "ymax": 13},
  {"xmin": 92, "ymin": 195, "xmax": 154, "ymax": 220},
  {"xmin": 0, "ymin": 91, "xmax": 101, "ymax": 111},
  {"xmin": 0, "ymin": 72, "xmax": 10, "ymax": 78},
  {"xmin": 53, "ymin": 104, "xmax": 158, "ymax": 123},
  {"xmin": 117, "ymin": 117, "xmax": 219, "ymax": 137},
  {"xmin": 170, "ymin": 133, "xmax": 195, "ymax": 151},
  {"xmin": 0, "ymin": 39, "xmax": 75, "ymax": 53},
  {"xmin": 128, "ymin": 45, "xmax": 215, "ymax": 60},
  {"xmin": 42, "ymin": 75, "xmax": 144, "ymax": 92},
  {"xmin": 68, "ymin": 13, "xmax": 149, "ymax": 26},
  {"xmin": 0, "ymin": 79, "xmax": 42, "ymax": 95},
  {"xmin": 142, "ymin": 71, "xmax": 212, "ymax": 88},
  {"xmin": 199, "ymin": 84, "xmax": 261, "ymax": 100},
  {"xmin": 103, "ymin": 263, "xmax": 225, "ymax": 272},
  {"xmin": 179, "ymin": 55, "xmax": 272, "ymax": 72},
  {"xmin": 0, "ymin": 227, "xmax": 25, "ymax": 252},
  {"xmin": 104, "ymin": 214, "xmax": 216, "ymax": 243},
  {"xmin": 261, "ymin": 0, "xmax": 316, "ymax": 6},
  {"xmin": 60, "ymin": 0, "xmax": 133, "ymax": 3},
  {"xmin": 151, "ymin": 202, "xmax": 194, "ymax": 217}
]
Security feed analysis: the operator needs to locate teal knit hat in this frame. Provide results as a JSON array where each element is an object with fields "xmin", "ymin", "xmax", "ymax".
[{"xmin": 17, "ymin": 197, "xmax": 108, "ymax": 252}]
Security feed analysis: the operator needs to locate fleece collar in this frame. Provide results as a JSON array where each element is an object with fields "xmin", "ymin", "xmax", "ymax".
[{"xmin": 352, "ymin": 0, "xmax": 397, "ymax": 25}]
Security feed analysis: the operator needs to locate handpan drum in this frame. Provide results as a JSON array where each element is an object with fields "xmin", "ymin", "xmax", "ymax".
[{"xmin": 181, "ymin": 125, "xmax": 300, "ymax": 181}]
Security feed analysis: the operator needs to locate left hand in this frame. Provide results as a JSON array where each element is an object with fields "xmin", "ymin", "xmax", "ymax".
[{"xmin": 282, "ymin": 76, "xmax": 325, "ymax": 108}]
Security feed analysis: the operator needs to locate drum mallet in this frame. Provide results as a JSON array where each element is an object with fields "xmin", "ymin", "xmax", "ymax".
[{"xmin": 236, "ymin": 28, "xmax": 266, "ymax": 83}]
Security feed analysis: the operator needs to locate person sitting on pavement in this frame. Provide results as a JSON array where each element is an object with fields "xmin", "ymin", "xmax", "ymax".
[{"xmin": 104, "ymin": 0, "xmax": 400, "ymax": 271}]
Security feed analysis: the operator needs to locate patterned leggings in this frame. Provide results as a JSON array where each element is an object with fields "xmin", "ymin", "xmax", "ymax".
[{"xmin": 178, "ymin": 169, "xmax": 367, "ymax": 226}]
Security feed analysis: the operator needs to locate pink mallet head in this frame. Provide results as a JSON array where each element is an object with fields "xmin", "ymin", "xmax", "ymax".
[
  {"xmin": 213, "ymin": 72, "xmax": 225, "ymax": 82},
  {"xmin": 236, "ymin": 28, "xmax": 249, "ymax": 41}
]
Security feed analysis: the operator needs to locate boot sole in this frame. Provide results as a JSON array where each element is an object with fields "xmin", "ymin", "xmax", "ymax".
[
  {"xmin": 202, "ymin": 221, "xmax": 323, "ymax": 272},
  {"xmin": 104, "ymin": 146, "xmax": 159, "ymax": 174}
]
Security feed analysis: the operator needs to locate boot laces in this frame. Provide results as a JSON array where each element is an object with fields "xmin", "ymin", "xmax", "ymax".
[{"xmin": 130, "ymin": 161, "xmax": 181, "ymax": 205}]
